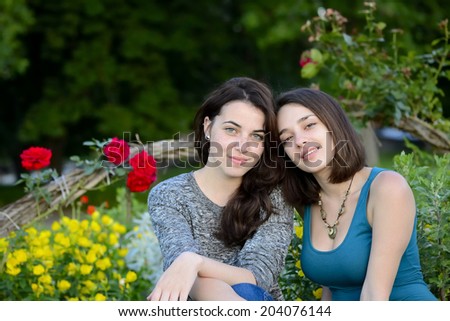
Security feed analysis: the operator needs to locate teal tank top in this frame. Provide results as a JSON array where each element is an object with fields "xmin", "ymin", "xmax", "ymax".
[{"xmin": 301, "ymin": 167, "xmax": 437, "ymax": 300}]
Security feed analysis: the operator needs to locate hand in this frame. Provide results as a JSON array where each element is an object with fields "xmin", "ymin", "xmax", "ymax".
[{"xmin": 147, "ymin": 252, "xmax": 202, "ymax": 301}]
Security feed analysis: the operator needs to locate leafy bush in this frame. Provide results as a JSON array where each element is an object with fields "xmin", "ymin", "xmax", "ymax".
[
  {"xmin": 0, "ymin": 211, "xmax": 150, "ymax": 300},
  {"xmin": 393, "ymin": 147, "xmax": 450, "ymax": 301},
  {"xmin": 279, "ymin": 211, "xmax": 321, "ymax": 301}
]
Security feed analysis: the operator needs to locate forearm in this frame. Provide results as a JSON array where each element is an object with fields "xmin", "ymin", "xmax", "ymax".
[
  {"xmin": 197, "ymin": 254, "xmax": 256, "ymax": 285},
  {"xmin": 190, "ymin": 277, "xmax": 246, "ymax": 301}
]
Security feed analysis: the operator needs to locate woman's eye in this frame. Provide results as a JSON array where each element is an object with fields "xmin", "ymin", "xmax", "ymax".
[
  {"xmin": 251, "ymin": 133, "xmax": 264, "ymax": 141},
  {"xmin": 224, "ymin": 127, "xmax": 237, "ymax": 134},
  {"xmin": 281, "ymin": 136, "xmax": 293, "ymax": 144},
  {"xmin": 305, "ymin": 122, "xmax": 316, "ymax": 129}
]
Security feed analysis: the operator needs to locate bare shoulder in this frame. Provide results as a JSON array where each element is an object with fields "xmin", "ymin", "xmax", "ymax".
[{"xmin": 369, "ymin": 169, "xmax": 415, "ymax": 210}]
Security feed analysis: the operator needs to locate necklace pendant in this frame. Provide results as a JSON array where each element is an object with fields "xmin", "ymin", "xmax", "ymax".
[{"xmin": 327, "ymin": 226, "xmax": 337, "ymax": 239}]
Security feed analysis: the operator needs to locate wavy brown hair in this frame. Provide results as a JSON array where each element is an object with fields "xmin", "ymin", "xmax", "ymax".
[
  {"xmin": 194, "ymin": 77, "xmax": 283, "ymax": 247},
  {"xmin": 276, "ymin": 88, "xmax": 366, "ymax": 211}
]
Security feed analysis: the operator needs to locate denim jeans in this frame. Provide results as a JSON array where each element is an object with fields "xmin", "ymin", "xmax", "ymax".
[{"xmin": 231, "ymin": 283, "xmax": 274, "ymax": 301}]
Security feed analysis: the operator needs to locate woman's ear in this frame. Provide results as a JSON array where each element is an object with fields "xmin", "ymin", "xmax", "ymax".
[{"xmin": 203, "ymin": 116, "xmax": 212, "ymax": 140}]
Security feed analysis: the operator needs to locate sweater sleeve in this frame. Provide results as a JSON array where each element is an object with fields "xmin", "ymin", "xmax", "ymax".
[
  {"xmin": 147, "ymin": 179, "xmax": 200, "ymax": 271},
  {"xmin": 235, "ymin": 187, "xmax": 294, "ymax": 292}
]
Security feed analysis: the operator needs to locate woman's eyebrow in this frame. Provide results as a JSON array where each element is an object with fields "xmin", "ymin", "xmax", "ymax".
[
  {"xmin": 279, "ymin": 114, "xmax": 315, "ymax": 135},
  {"xmin": 223, "ymin": 120, "xmax": 264, "ymax": 132}
]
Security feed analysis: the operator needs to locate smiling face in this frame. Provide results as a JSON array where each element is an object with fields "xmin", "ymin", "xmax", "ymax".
[
  {"xmin": 203, "ymin": 100, "xmax": 266, "ymax": 179},
  {"xmin": 277, "ymin": 103, "xmax": 335, "ymax": 174}
]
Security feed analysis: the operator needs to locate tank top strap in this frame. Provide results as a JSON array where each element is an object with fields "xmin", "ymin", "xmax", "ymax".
[{"xmin": 357, "ymin": 167, "xmax": 386, "ymax": 207}]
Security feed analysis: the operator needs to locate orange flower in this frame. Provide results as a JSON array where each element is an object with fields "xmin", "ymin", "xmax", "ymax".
[
  {"xmin": 87, "ymin": 205, "xmax": 96, "ymax": 215},
  {"xmin": 80, "ymin": 195, "xmax": 89, "ymax": 204}
]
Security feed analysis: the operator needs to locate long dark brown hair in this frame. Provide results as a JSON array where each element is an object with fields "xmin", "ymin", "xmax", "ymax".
[
  {"xmin": 194, "ymin": 77, "xmax": 283, "ymax": 247},
  {"xmin": 275, "ymin": 88, "xmax": 366, "ymax": 211}
]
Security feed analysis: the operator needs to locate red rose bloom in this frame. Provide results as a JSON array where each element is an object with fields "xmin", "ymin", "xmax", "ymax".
[
  {"xmin": 129, "ymin": 150, "xmax": 157, "ymax": 176},
  {"xmin": 126, "ymin": 151, "xmax": 157, "ymax": 192},
  {"xmin": 20, "ymin": 147, "xmax": 52, "ymax": 171},
  {"xmin": 103, "ymin": 137, "xmax": 130, "ymax": 165},
  {"xmin": 126, "ymin": 170, "xmax": 154, "ymax": 193}
]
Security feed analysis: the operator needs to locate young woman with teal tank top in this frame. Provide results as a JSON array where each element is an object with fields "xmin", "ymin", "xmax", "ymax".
[{"xmin": 275, "ymin": 87, "xmax": 437, "ymax": 301}]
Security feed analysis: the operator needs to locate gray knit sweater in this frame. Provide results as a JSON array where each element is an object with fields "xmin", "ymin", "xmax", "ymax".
[{"xmin": 147, "ymin": 172, "xmax": 294, "ymax": 300}]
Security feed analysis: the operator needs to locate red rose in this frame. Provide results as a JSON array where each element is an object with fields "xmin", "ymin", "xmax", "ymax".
[
  {"xmin": 103, "ymin": 137, "xmax": 130, "ymax": 165},
  {"xmin": 129, "ymin": 151, "xmax": 157, "ymax": 177},
  {"xmin": 126, "ymin": 151, "xmax": 157, "ymax": 192},
  {"xmin": 126, "ymin": 170, "xmax": 154, "ymax": 193},
  {"xmin": 20, "ymin": 147, "xmax": 52, "ymax": 171}
]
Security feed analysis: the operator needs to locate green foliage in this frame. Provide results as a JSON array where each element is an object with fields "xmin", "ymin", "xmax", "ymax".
[
  {"xmin": 280, "ymin": 211, "xmax": 321, "ymax": 301},
  {"xmin": 299, "ymin": 3, "xmax": 450, "ymax": 151},
  {"xmin": 393, "ymin": 146, "xmax": 450, "ymax": 301},
  {"xmin": 0, "ymin": 0, "xmax": 34, "ymax": 79}
]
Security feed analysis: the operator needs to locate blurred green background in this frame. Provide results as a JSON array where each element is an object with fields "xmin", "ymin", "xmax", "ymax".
[{"xmin": 1, "ymin": 0, "xmax": 449, "ymax": 207}]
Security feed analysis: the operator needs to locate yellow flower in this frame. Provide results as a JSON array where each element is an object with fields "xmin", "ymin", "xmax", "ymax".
[
  {"xmin": 80, "ymin": 264, "xmax": 93, "ymax": 275},
  {"xmin": 78, "ymin": 236, "xmax": 91, "ymax": 248},
  {"xmin": 66, "ymin": 297, "xmax": 79, "ymax": 301},
  {"xmin": 91, "ymin": 210, "xmax": 100, "ymax": 220},
  {"xmin": 294, "ymin": 225, "xmax": 303, "ymax": 239},
  {"xmin": 0, "ymin": 238, "xmax": 9, "ymax": 253},
  {"xmin": 86, "ymin": 250, "xmax": 97, "ymax": 264},
  {"xmin": 51, "ymin": 221, "xmax": 61, "ymax": 231},
  {"xmin": 97, "ymin": 233, "xmax": 107, "ymax": 243},
  {"xmin": 38, "ymin": 274, "xmax": 52, "ymax": 285},
  {"xmin": 68, "ymin": 219, "xmax": 80, "ymax": 233},
  {"xmin": 117, "ymin": 259, "xmax": 125, "ymax": 268},
  {"xmin": 43, "ymin": 259, "xmax": 54, "ymax": 269},
  {"xmin": 80, "ymin": 220, "xmax": 89, "ymax": 230},
  {"xmin": 108, "ymin": 233, "xmax": 118, "ymax": 246},
  {"xmin": 95, "ymin": 258, "xmax": 111, "ymax": 271},
  {"xmin": 44, "ymin": 284, "xmax": 55, "ymax": 296},
  {"xmin": 118, "ymin": 248, "xmax": 128, "ymax": 257},
  {"xmin": 31, "ymin": 283, "xmax": 44, "ymax": 297},
  {"xmin": 39, "ymin": 230, "xmax": 52, "ymax": 241},
  {"xmin": 125, "ymin": 271, "xmax": 137, "ymax": 283},
  {"xmin": 81, "ymin": 280, "xmax": 97, "ymax": 294},
  {"xmin": 112, "ymin": 223, "xmax": 126, "ymax": 234},
  {"xmin": 57, "ymin": 280, "xmax": 71, "ymax": 292},
  {"xmin": 101, "ymin": 215, "xmax": 113, "ymax": 226},
  {"xmin": 54, "ymin": 233, "xmax": 71, "ymax": 248},
  {"xmin": 313, "ymin": 288, "xmax": 323, "ymax": 300},
  {"xmin": 13, "ymin": 249, "xmax": 28, "ymax": 263},
  {"xmin": 33, "ymin": 264, "xmax": 45, "ymax": 276},
  {"xmin": 66, "ymin": 262, "xmax": 78, "ymax": 276},
  {"xmin": 25, "ymin": 227, "xmax": 38, "ymax": 237},
  {"xmin": 6, "ymin": 256, "xmax": 21, "ymax": 276},
  {"xmin": 32, "ymin": 247, "xmax": 45, "ymax": 259},
  {"xmin": 6, "ymin": 265, "xmax": 21, "ymax": 276},
  {"xmin": 95, "ymin": 293, "xmax": 106, "ymax": 301},
  {"xmin": 90, "ymin": 221, "xmax": 101, "ymax": 233},
  {"xmin": 91, "ymin": 244, "xmax": 107, "ymax": 256},
  {"xmin": 96, "ymin": 271, "xmax": 107, "ymax": 282}
]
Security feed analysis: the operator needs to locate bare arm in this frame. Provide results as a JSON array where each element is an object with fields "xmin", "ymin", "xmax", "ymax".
[
  {"xmin": 190, "ymin": 277, "xmax": 246, "ymax": 301},
  {"xmin": 147, "ymin": 251, "xmax": 255, "ymax": 301},
  {"xmin": 360, "ymin": 171, "xmax": 416, "ymax": 300},
  {"xmin": 321, "ymin": 286, "xmax": 332, "ymax": 300}
]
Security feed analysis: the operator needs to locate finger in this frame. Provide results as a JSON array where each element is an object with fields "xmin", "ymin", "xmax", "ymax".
[
  {"xmin": 148, "ymin": 288, "xmax": 161, "ymax": 301},
  {"xmin": 179, "ymin": 290, "xmax": 189, "ymax": 301},
  {"xmin": 159, "ymin": 290, "xmax": 170, "ymax": 301}
]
